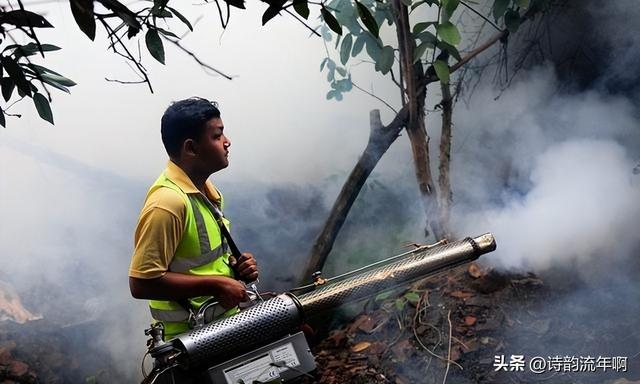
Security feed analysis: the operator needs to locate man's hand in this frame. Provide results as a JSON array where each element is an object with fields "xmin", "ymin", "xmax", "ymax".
[
  {"xmin": 214, "ymin": 277, "xmax": 248, "ymax": 309},
  {"xmin": 237, "ymin": 252, "xmax": 259, "ymax": 282}
]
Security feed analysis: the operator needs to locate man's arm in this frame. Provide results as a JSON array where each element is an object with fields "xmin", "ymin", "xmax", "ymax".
[
  {"xmin": 236, "ymin": 252, "xmax": 259, "ymax": 282},
  {"xmin": 129, "ymin": 273, "xmax": 247, "ymax": 309}
]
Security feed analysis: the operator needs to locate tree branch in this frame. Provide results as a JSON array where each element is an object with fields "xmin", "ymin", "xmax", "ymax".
[
  {"xmin": 98, "ymin": 16, "xmax": 154, "ymax": 93},
  {"xmin": 424, "ymin": 29, "xmax": 508, "ymax": 85},
  {"xmin": 352, "ymin": 81, "xmax": 398, "ymax": 114},
  {"xmin": 164, "ymin": 37, "xmax": 234, "ymax": 80},
  {"xmin": 283, "ymin": 8, "xmax": 321, "ymax": 37},
  {"xmin": 459, "ymin": 1, "xmax": 501, "ymax": 31}
]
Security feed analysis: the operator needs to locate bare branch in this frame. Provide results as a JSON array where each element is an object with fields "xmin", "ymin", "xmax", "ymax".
[
  {"xmin": 98, "ymin": 16, "xmax": 154, "ymax": 93},
  {"xmin": 283, "ymin": 8, "xmax": 321, "ymax": 37},
  {"xmin": 424, "ymin": 29, "xmax": 508, "ymax": 85},
  {"xmin": 352, "ymin": 81, "xmax": 398, "ymax": 114},
  {"xmin": 163, "ymin": 37, "xmax": 234, "ymax": 80},
  {"xmin": 459, "ymin": 1, "xmax": 501, "ymax": 31},
  {"xmin": 105, "ymin": 78, "xmax": 148, "ymax": 85}
]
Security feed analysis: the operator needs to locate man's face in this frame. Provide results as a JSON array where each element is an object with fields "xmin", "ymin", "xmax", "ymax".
[{"xmin": 193, "ymin": 117, "xmax": 231, "ymax": 174}]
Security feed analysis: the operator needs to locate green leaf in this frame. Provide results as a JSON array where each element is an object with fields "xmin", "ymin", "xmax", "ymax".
[
  {"xmin": 515, "ymin": 0, "xmax": 529, "ymax": 8},
  {"xmin": 336, "ymin": 67, "xmax": 347, "ymax": 77},
  {"xmin": 493, "ymin": 0, "xmax": 510, "ymax": 21},
  {"xmin": 224, "ymin": 0, "xmax": 246, "ymax": 9},
  {"xmin": 326, "ymin": 90, "xmax": 335, "ymax": 100},
  {"xmin": 412, "ymin": 21, "xmax": 434, "ymax": 35},
  {"xmin": 433, "ymin": 59, "xmax": 450, "ymax": 83},
  {"xmin": 327, "ymin": 89, "xmax": 343, "ymax": 101},
  {"xmin": 333, "ymin": 0, "xmax": 360, "ymax": 33},
  {"xmin": 70, "ymin": 0, "xmax": 96, "ymax": 40},
  {"xmin": 416, "ymin": 31, "xmax": 437, "ymax": 44},
  {"xmin": 404, "ymin": 291, "xmax": 421, "ymax": 304},
  {"xmin": 326, "ymin": 58, "xmax": 336, "ymax": 81},
  {"xmin": 340, "ymin": 34, "xmax": 353, "ymax": 65},
  {"xmin": 99, "ymin": 0, "xmax": 141, "ymax": 30},
  {"xmin": 442, "ymin": 0, "xmax": 459, "ymax": 19},
  {"xmin": 401, "ymin": 0, "xmax": 412, "ymax": 6},
  {"xmin": 11, "ymin": 43, "xmax": 61, "ymax": 59},
  {"xmin": 262, "ymin": 1, "xmax": 285, "ymax": 25},
  {"xmin": 327, "ymin": 58, "xmax": 336, "ymax": 71},
  {"xmin": 437, "ymin": 41, "xmax": 461, "ymax": 61},
  {"xmin": 293, "ymin": 0, "xmax": 310, "ymax": 19},
  {"xmin": 352, "ymin": 34, "xmax": 366, "ymax": 57},
  {"xmin": 375, "ymin": 45, "xmax": 394, "ymax": 74},
  {"xmin": 1, "ymin": 77, "xmax": 15, "ymax": 102},
  {"xmin": 167, "ymin": 6, "xmax": 193, "ymax": 30},
  {"xmin": 355, "ymin": 1, "xmax": 379, "ymax": 38},
  {"xmin": 150, "ymin": 6, "xmax": 172, "ymax": 18},
  {"xmin": 2, "ymin": 56, "xmax": 31, "ymax": 97},
  {"xmin": 375, "ymin": 291, "xmax": 393, "ymax": 301},
  {"xmin": 413, "ymin": 41, "xmax": 430, "ymax": 63},
  {"xmin": 364, "ymin": 34, "xmax": 382, "ymax": 60},
  {"xmin": 321, "ymin": 25, "xmax": 332, "ymax": 41},
  {"xmin": 26, "ymin": 63, "xmax": 65, "ymax": 77},
  {"xmin": 505, "ymin": 9, "xmax": 521, "ymax": 32},
  {"xmin": 145, "ymin": 29, "xmax": 165, "ymax": 64},
  {"xmin": 0, "ymin": 10, "xmax": 53, "ymax": 28},
  {"xmin": 155, "ymin": 27, "xmax": 178, "ymax": 38},
  {"xmin": 33, "ymin": 92, "xmax": 54, "ymax": 124},
  {"xmin": 410, "ymin": 0, "xmax": 425, "ymax": 11},
  {"xmin": 394, "ymin": 298, "xmax": 406, "ymax": 311},
  {"xmin": 320, "ymin": 57, "xmax": 329, "ymax": 72},
  {"xmin": 40, "ymin": 76, "xmax": 70, "ymax": 94},
  {"xmin": 436, "ymin": 21, "xmax": 460, "ymax": 46},
  {"xmin": 321, "ymin": 7, "xmax": 342, "ymax": 35},
  {"xmin": 373, "ymin": 5, "xmax": 388, "ymax": 28},
  {"xmin": 335, "ymin": 78, "xmax": 352, "ymax": 92},
  {"xmin": 40, "ymin": 72, "xmax": 76, "ymax": 87}
]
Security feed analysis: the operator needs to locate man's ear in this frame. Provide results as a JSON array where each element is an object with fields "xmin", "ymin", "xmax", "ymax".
[{"xmin": 183, "ymin": 138, "xmax": 198, "ymax": 157}]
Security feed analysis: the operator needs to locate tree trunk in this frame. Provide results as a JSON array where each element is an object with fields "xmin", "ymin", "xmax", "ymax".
[
  {"xmin": 300, "ymin": 108, "xmax": 408, "ymax": 283},
  {"xmin": 392, "ymin": 0, "xmax": 444, "ymax": 240},
  {"xmin": 438, "ymin": 81, "xmax": 453, "ymax": 239}
]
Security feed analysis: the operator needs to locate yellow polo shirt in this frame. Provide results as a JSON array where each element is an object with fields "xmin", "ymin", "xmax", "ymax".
[{"xmin": 129, "ymin": 161, "xmax": 222, "ymax": 279}]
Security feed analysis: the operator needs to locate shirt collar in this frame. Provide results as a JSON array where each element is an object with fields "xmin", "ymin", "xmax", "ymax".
[{"xmin": 166, "ymin": 160, "xmax": 221, "ymax": 201}]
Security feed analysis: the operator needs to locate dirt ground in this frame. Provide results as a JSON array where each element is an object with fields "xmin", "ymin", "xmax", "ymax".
[
  {"xmin": 306, "ymin": 264, "xmax": 640, "ymax": 384},
  {"xmin": 2, "ymin": 263, "xmax": 639, "ymax": 383}
]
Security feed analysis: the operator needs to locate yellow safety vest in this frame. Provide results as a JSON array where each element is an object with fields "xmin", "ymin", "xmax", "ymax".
[{"xmin": 146, "ymin": 171, "xmax": 237, "ymax": 340}]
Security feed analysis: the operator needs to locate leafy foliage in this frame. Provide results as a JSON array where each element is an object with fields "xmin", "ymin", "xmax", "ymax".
[
  {"xmin": 0, "ymin": 0, "xmax": 198, "ymax": 127},
  {"xmin": 0, "ymin": 0, "xmax": 552, "ymax": 125},
  {"xmin": 317, "ymin": 0, "xmax": 549, "ymax": 102}
]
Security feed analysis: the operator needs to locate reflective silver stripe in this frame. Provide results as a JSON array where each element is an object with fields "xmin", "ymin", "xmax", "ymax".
[
  {"xmin": 198, "ymin": 193, "xmax": 232, "ymax": 255},
  {"xmin": 149, "ymin": 307, "xmax": 190, "ymax": 322},
  {"xmin": 188, "ymin": 195, "xmax": 210, "ymax": 254},
  {"xmin": 168, "ymin": 246, "xmax": 226, "ymax": 273}
]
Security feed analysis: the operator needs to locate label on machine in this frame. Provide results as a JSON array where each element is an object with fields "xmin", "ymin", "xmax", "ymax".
[
  {"xmin": 222, "ymin": 342, "xmax": 301, "ymax": 383},
  {"xmin": 271, "ymin": 342, "xmax": 300, "ymax": 372},
  {"xmin": 207, "ymin": 332, "xmax": 315, "ymax": 384}
]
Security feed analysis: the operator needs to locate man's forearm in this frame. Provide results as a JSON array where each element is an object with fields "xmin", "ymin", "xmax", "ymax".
[{"xmin": 129, "ymin": 273, "xmax": 231, "ymax": 301}]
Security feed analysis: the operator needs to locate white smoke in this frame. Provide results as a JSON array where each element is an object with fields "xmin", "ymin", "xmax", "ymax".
[
  {"xmin": 458, "ymin": 138, "xmax": 640, "ymax": 270},
  {"xmin": 448, "ymin": 65, "xmax": 640, "ymax": 272}
]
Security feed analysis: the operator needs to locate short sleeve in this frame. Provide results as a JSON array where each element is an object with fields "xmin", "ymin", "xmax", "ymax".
[{"xmin": 128, "ymin": 188, "xmax": 185, "ymax": 279}]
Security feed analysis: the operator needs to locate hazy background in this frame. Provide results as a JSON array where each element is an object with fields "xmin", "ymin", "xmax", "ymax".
[{"xmin": 1, "ymin": 0, "xmax": 639, "ymax": 381}]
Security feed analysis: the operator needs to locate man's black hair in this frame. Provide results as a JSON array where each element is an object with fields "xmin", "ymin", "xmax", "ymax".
[{"xmin": 161, "ymin": 97, "xmax": 221, "ymax": 158}]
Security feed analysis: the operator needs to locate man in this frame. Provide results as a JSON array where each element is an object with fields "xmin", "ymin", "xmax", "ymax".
[{"xmin": 129, "ymin": 97, "xmax": 258, "ymax": 340}]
